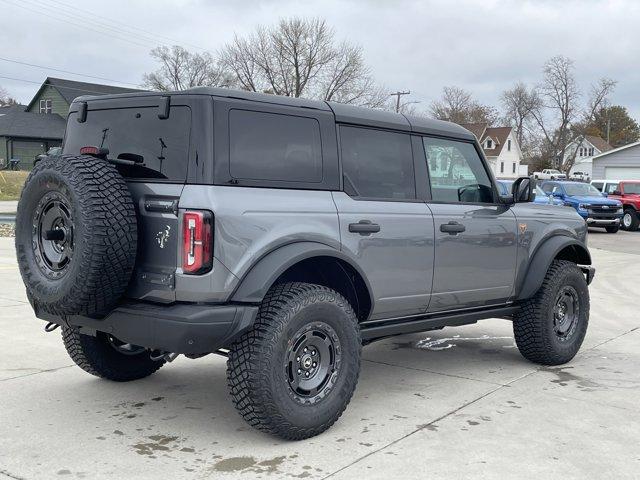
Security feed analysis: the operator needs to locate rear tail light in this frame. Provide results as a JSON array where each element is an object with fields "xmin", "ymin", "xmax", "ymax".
[
  {"xmin": 182, "ymin": 210, "xmax": 213, "ymax": 274},
  {"xmin": 79, "ymin": 146, "xmax": 109, "ymax": 158}
]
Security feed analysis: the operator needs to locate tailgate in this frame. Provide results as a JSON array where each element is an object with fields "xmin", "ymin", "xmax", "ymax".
[{"xmin": 126, "ymin": 182, "xmax": 184, "ymax": 303}]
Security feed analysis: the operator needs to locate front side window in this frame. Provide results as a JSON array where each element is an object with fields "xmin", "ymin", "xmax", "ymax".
[
  {"xmin": 592, "ymin": 182, "xmax": 603, "ymax": 191},
  {"xmin": 340, "ymin": 126, "xmax": 415, "ymax": 200},
  {"xmin": 424, "ymin": 137, "xmax": 494, "ymax": 203},
  {"xmin": 229, "ymin": 109, "xmax": 322, "ymax": 183},
  {"xmin": 40, "ymin": 99, "xmax": 52, "ymax": 114},
  {"xmin": 604, "ymin": 182, "xmax": 620, "ymax": 194}
]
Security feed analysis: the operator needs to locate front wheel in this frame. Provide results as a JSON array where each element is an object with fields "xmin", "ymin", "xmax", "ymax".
[
  {"xmin": 227, "ymin": 283, "xmax": 361, "ymax": 440},
  {"xmin": 622, "ymin": 209, "xmax": 639, "ymax": 231},
  {"xmin": 513, "ymin": 260, "xmax": 589, "ymax": 365}
]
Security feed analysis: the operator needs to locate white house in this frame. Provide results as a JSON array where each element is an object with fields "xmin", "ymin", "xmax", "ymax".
[
  {"xmin": 565, "ymin": 135, "xmax": 612, "ymax": 178},
  {"xmin": 460, "ymin": 123, "xmax": 527, "ymax": 178}
]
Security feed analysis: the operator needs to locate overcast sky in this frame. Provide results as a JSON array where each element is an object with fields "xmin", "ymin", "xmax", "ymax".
[{"xmin": 2, "ymin": 0, "xmax": 639, "ymax": 120}]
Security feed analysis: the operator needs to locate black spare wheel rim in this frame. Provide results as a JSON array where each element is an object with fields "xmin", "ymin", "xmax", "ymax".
[
  {"xmin": 285, "ymin": 321, "xmax": 342, "ymax": 403},
  {"xmin": 33, "ymin": 192, "xmax": 74, "ymax": 279},
  {"xmin": 553, "ymin": 286, "xmax": 580, "ymax": 341}
]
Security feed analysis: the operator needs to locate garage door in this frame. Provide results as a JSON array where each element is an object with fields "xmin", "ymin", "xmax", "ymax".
[
  {"xmin": 605, "ymin": 167, "xmax": 640, "ymax": 180},
  {"xmin": 11, "ymin": 140, "xmax": 46, "ymax": 166}
]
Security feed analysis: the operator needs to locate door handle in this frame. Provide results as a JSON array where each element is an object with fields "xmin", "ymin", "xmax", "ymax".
[
  {"xmin": 440, "ymin": 221, "xmax": 466, "ymax": 235},
  {"xmin": 349, "ymin": 220, "xmax": 380, "ymax": 235}
]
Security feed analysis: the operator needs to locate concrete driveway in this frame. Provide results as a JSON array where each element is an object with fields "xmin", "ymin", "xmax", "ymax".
[{"xmin": 0, "ymin": 233, "xmax": 638, "ymax": 479}]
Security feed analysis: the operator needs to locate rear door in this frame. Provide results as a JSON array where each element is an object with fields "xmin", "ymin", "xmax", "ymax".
[
  {"xmin": 419, "ymin": 136, "xmax": 517, "ymax": 312},
  {"xmin": 333, "ymin": 126, "xmax": 434, "ymax": 320},
  {"xmin": 64, "ymin": 96, "xmax": 197, "ymax": 303}
]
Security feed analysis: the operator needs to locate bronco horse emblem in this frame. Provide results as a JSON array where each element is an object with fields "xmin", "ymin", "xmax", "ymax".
[{"xmin": 156, "ymin": 225, "xmax": 171, "ymax": 248}]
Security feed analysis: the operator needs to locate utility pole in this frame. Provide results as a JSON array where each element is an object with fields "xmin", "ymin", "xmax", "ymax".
[{"xmin": 390, "ymin": 91, "xmax": 411, "ymax": 113}]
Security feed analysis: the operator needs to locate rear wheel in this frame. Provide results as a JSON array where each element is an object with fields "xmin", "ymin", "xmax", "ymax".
[
  {"xmin": 513, "ymin": 260, "xmax": 589, "ymax": 365},
  {"xmin": 605, "ymin": 226, "xmax": 619, "ymax": 233},
  {"xmin": 622, "ymin": 209, "xmax": 639, "ymax": 231},
  {"xmin": 227, "ymin": 282, "xmax": 361, "ymax": 440},
  {"xmin": 62, "ymin": 328, "xmax": 164, "ymax": 381}
]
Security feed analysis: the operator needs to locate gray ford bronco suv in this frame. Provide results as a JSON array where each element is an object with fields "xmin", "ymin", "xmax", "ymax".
[{"xmin": 16, "ymin": 88, "xmax": 595, "ymax": 440}]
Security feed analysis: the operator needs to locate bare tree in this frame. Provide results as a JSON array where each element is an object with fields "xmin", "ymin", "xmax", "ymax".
[
  {"xmin": 143, "ymin": 46, "xmax": 232, "ymax": 91},
  {"xmin": 531, "ymin": 56, "xmax": 615, "ymax": 172},
  {"xmin": 500, "ymin": 82, "xmax": 541, "ymax": 147},
  {"xmin": 219, "ymin": 17, "xmax": 387, "ymax": 107},
  {"xmin": 430, "ymin": 86, "xmax": 498, "ymax": 125},
  {"xmin": 0, "ymin": 86, "xmax": 18, "ymax": 107}
]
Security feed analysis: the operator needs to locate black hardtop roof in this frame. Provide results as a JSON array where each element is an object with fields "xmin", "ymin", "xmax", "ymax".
[{"xmin": 71, "ymin": 87, "xmax": 474, "ymax": 140}]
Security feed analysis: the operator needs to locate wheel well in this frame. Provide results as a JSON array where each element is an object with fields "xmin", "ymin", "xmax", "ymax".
[
  {"xmin": 273, "ymin": 256, "xmax": 372, "ymax": 322},
  {"xmin": 555, "ymin": 244, "xmax": 591, "ymax": 265}
]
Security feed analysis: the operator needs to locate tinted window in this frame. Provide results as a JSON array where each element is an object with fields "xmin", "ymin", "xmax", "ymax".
[
  {"xmin": 229, "ymin": 109, "xmax": 322, "ymax": 183},
  {"xmin": 423, "ymin": 137, "xmax": 493, "ymax": 203},
  {"xmin": 340, "ymin": 126, "xmax": 415, "ymax": 200},
  {"xmin": 64, "ymin": 106, "xmax": 191, "ymax": 180},
  {"xmin": 591, "ymin": 182, "xmax": 603, "ymax": 191}
]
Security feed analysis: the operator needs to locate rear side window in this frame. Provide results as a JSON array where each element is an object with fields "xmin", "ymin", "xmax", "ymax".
[
  {"xmin": 229, "ymin": 109, "xmax": 322, "ymax": 183},
  {"xmin": 340, "ymin": 126, "xmax": 415, "ymax": 200},
  {"xmin": 65, "ymin": 106, "xmax": 191, "ymax": 181}
]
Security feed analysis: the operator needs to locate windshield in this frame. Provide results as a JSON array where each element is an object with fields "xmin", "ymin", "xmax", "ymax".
[
  {"xmin": 624, "ymin": 183, "xmax": 640, "ymax": 194},
  {"xmin": 548, "ymin": 169, "xmax": 561, "ymax": 174},
  {"xmin": 563, "ymin": 183, "xmax": 602, "ymax": 196}
]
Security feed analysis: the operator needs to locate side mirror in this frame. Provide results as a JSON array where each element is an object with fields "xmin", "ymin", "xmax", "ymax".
[
  {"xmin": 613, "ymin": 190, "xmax": 622, "ymax": 196},
  {"xmin": 552, "ymin": 191, "xmax": 564, "ymax": 198},
  {"xmin": 602, "ymin": 192, "xmax": 608, "ymax": 197},
  {"xmin": 511, "ymin": 176, "xmax": 536, "ymax": 203}
]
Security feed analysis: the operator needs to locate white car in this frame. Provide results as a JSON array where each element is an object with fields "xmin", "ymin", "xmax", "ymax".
[
  {"xmin": 569, "ymin": 171, "xmax": 590, "ymax": 182},
  {"xmin": 534, "ymin": 169, "xmax": 567, "ymax": 180}
]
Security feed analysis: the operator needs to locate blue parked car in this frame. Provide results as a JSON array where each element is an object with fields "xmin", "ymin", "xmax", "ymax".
[
  {"xmin": 540, "ymin": 181, "xmax": 623, "ymax": 233},
  {"xmin": 497, "ymin": 180, "xmax": 563, "ymax": 206}
]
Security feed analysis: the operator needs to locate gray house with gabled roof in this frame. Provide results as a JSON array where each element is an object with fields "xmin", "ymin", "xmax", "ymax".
[{"xmin": 0, "ymin": 77, "xmax": 142, "ymax": 168}]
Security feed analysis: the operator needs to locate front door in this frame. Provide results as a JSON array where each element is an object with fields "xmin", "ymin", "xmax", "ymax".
[{"xmin": 421, "ymin": 136, "xmax": 517, "ymax": 312}]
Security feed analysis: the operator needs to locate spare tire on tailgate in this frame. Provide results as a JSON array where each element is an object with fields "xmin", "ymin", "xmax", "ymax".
[{"xmin": 15, "ymin": 154, "xmax": 137, "ymax": 317}]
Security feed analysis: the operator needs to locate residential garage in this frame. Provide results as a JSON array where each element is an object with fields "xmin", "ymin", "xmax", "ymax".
[{"xmin": 592, "ymin": 141, "xmax": 640, "ymax": 180}]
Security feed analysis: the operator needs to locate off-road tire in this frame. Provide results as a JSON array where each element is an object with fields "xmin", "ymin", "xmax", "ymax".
[
  {"xmin": 605, "ymin": 226, "xmax": 619, "ymax": 233},
  {"xmin": 622, "ymin": 208, "xmax": 639, "ymax": 231},
  {"xmin": 227, "ymin": 282, "xmax": 361, "ymax": 440},
  {"xmin": 513, "ymin": 260, "xmax": 589, "ymax": 365},
  {"xmin": 15, "ymin": 155, "xmax": 137, "ymax": 317},
  {"xmin": 62, "ymin": 327, "xmax": 164, "ymax": 381}
]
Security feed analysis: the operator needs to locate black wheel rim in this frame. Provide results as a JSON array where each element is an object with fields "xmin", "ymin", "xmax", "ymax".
[
  {"xmin": 553, "ymin": 286, "xmax": 580, "ymax": 341},
  {"xmin": 32, "ymin": 192, "xmax": 74, "ymax": 279},
  {"xmin": 285, "ymin": 322, "xmax": 341, "ymax": 403}
]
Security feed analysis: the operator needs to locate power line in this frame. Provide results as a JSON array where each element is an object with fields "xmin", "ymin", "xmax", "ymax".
[
  {"xmin": 23, "ymin": 0, "xmax": 172, "ymax": 49},
  {"xmin": 0, "ymin": 0, "xmax": 157, "ymax": 50},
  {"xmin": 0, "ymin": 75, "xmax": 143, "ymax": 97},
  {"xmin": 43, "ymin": 0, "xmax": 209, "ymax": 51},
  {"xmin": 0, "ymin": 57, "xmax": 141, "ymax": 87}
]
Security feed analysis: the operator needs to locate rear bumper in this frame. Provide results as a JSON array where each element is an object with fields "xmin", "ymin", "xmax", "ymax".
[{"xmin": 38, "ymin": 302, "xmax": 259, "ymax": 355}]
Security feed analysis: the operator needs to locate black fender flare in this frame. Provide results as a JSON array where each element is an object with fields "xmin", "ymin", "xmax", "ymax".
[
  {"xmin": 230, "ymin": 241, "xmax": 374, "ymax": 307},
  {"xmin": 516, "ymin": 235, "xmax": 592, "ymax": 300}
]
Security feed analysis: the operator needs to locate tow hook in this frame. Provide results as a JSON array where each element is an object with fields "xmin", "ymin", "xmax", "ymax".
[
  {"xmin": 44, "ymin": 322, "xmax": 60, "ymax": 332},
  {"xmin": 149, "ymin": 351, "xmax": 179, "ymax": 363}
]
